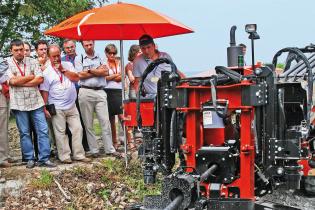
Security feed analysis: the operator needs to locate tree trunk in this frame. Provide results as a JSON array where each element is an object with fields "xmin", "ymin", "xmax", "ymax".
[{"xmin": 0, "ymin": 1, "xmax": 21, "ymax": 52}]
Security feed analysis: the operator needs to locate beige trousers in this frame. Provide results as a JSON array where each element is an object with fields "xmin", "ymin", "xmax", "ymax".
[
  {"xmin": 51, "ymin": 105, "xmax": 85, "ymax": 161},
  {"xmin": 0, "ymin": 93, "xmax": 9, "ymax": 163},
  {"xmin": 78, "ymin": 88, "xmax": 115, "ymax": 154}
]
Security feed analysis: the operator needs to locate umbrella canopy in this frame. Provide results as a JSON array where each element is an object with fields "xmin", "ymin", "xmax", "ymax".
[
  {"xmin": 44, "ymin": 2, "xmax": 193, "ymax": 167},
  {"xmin": 44, "ymin": 2, "xmax": 193, "ymax": 40}
]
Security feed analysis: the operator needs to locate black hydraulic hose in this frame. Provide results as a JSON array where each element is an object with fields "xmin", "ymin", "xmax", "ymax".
[
  {"xmin": 282, "ymin": 54, "xmax": 315, "ymax": 78},
  {"xmin": 136, "ymin": 58, "xmax": 179, "ymax": 129},
  {"xmin": 200, "ymin": 164, "xmax": 218, "ymax": 182},
  {"xmin": 215, "ymin": 66, "xmax": 243, "ymax": 83},
  {"xmin": 164, "ymin": 194, "xmax": 184, "ymax": 210},
  {"xmin": 272, "ymin": 47, "xmax": 313, "ymax": 127},
  {"xmin": 210, "ymin": 78, "xmax": 228, "ymax": 119}
]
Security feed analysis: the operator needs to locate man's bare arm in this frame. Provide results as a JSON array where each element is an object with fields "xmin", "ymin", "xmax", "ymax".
[
  {"xmin": 9, "ymin": 75, "xmax": 35, "ymax": 86},
  {"xmin": 41, "ymin": 90, "xmax": 49, "ymax": 104},
  {"xmin": 40, "ymin": 90, "xmax": 51, "ymax": 118},
  {"xmin": 89, "ymin": 65, "xmax": 109, "ymax": 77},
  {"xmin": 23, "ymin": 76, "xmax": 44, "ymax": 87},
  {"xmin": 63, "ymin": 71, "xmax": 79, "ymax": 82},
  {"xmin": 78, "ymin": 71, "xmax": 94, "ymax": 80}
]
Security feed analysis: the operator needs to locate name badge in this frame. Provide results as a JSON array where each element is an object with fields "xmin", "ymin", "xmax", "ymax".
[
  {"xmin": 151, "ymin": 76, "xmax": 159, "ymax": 83},
  {"xmin": 58, "ymin": 83, "xmax": 66, "ymax": 90}
]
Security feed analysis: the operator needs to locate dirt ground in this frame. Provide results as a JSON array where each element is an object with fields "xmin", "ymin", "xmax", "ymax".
[{"xmin": 1, "ymin": 119, "xmax": 315, "ymax": 210}]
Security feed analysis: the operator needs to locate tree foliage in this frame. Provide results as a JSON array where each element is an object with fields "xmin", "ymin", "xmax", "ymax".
[{"xmin": 0, "ymin": 0, "xmax": 107, "ymax": 53}]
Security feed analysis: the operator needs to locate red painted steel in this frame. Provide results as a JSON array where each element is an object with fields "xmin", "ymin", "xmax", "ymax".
[
  {"xmin": 123, "ymin": 100, "xmax": 155, "ymax": 127},
  {"xmin": 177, "ymin": 80, "xmax": 256, "ymax": 199}
]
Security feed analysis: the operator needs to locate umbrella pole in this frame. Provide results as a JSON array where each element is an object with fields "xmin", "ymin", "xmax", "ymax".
[{"xmin": 120, "ymin": 40, "xmax": 128, "ymax": 168}]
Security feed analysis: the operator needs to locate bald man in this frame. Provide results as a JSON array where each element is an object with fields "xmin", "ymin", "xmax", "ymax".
[{"xmin": 40, "ymin": 44, "xmax": 91, "ymax": 164}]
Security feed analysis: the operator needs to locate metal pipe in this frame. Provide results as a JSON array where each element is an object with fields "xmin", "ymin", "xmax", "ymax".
[
  {"xmin": 170, "ymin": 109, "xmax": 176, "ymax": 153},
  {"xmin": 230, "ymin": 25, "xmax": 237, "ymax": 46},
  {"xmin": 119, "ymin": 40, "xmax": 128, "ymax": 168},
  {"xmin": 200, "ymin": 164, "xmax": 218, "ymax": 182},
  {"xmin": 251, "ymin": 38, "xmax": 255, "ymax": 71},
  {"xmin": 164, "ymin": 194, "xmax": 184, "ymax": 210}
]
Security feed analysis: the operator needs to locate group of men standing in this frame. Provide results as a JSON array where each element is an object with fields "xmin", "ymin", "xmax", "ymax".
[{"xmin": 0, "ymin": 34, "xmax": 178, "ymax": 169}]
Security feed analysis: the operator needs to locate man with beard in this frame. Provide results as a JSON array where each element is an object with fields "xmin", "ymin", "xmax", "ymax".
[{"xmin": 40, "ymin": 45, "xmax": 90, "ymax": 164}]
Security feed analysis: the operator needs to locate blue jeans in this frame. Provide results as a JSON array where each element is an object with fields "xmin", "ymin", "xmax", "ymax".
[{"xmin": 13, "ymin": 106, "xmax": 51, "ymax": 163}]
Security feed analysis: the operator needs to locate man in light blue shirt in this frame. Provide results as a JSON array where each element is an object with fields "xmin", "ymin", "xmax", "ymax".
[{"xmin": 75, "ymin": 40, "xmax": 120, "ymax": 158}]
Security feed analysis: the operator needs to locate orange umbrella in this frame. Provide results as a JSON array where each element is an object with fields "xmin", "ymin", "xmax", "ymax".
[
  {"xmin": 44, "ymin": 2, "xmax": 193, "ymax": 40},
  {"xmin": 44, "ymin": 2, "xmax": 193, "ymax": 167}
]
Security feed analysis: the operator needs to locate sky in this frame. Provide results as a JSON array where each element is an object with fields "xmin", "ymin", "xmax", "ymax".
[{"xmin": 75, "ymin": 0, "xmax": 315, "ymax": 76}]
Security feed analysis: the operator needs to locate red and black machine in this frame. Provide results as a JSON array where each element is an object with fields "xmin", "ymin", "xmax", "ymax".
[{"xmin": 125, "ymin": 25, "xmax": 315, "ymax": 210}]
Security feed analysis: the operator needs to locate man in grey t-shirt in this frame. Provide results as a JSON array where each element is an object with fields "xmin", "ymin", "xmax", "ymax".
[{"xmin": 133, "ymin": 34, "xmax": 176, "ymax": 98}]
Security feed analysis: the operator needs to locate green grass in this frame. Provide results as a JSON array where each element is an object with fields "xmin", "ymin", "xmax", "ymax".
[
  {"xmin": 276, "ymin": 63, "xmax": 285, "ymax": 69},
  {"xmin": 98, "ymin": 188, "xmax": 111, "ymax": 200},
  {"xmin": 30, "ymin": 169, "xmax": 54, "ymax": 189},
  {"xmin": 9, "ymin": 115, "xmax": 16, "ymax": 125},
  {"xmin": 98, "ymin": 158, "xmax": 161, "ymax": 204},
  {"xmin": 72, "ymin": 166, "xmax": 87, "ymax": 176}
]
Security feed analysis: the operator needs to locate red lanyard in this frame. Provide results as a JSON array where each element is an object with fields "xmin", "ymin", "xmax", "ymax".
[
  {"xmin": 13, "ymin": 59, "xmax": 26, "ymax": 76},
  {"xmin": 52, "ymin": 65, "xmax": 63, "ymax": 84}
]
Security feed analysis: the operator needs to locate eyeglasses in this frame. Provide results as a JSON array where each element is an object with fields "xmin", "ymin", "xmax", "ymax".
[{"xmin": 107, "ymin": 51, "xmax": 117, "ymax": 55}]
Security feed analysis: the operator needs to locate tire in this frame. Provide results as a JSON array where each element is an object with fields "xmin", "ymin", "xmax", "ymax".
[{"xmin": 303, "ymin": 176, "xmax": 315, "ymax": 196}]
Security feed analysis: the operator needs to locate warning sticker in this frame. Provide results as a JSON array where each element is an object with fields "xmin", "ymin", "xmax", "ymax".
[{"xmin": 203, "ymin": 111, "xmax": 213, "ymax": 125}]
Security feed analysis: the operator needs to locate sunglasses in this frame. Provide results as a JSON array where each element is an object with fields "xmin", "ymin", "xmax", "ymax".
[{"xmin": 107, "ymin": 51, "xmax": 117, "ymax": 55}]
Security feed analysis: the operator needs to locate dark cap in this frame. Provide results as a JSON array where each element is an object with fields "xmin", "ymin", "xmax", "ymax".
[{"xmin": 139, "ymin": 34, "xmax": 154, "ymax": 47}]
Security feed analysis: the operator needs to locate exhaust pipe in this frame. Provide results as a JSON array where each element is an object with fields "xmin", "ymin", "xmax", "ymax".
[{"xmin": 227, "ymin": 25, "xmax": 242, "ymax": 67}]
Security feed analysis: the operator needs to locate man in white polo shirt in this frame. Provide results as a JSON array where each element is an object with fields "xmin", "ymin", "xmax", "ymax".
[{"xmin": 40, "ymin": 44, "xmax": 90, "ymax": 164}]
